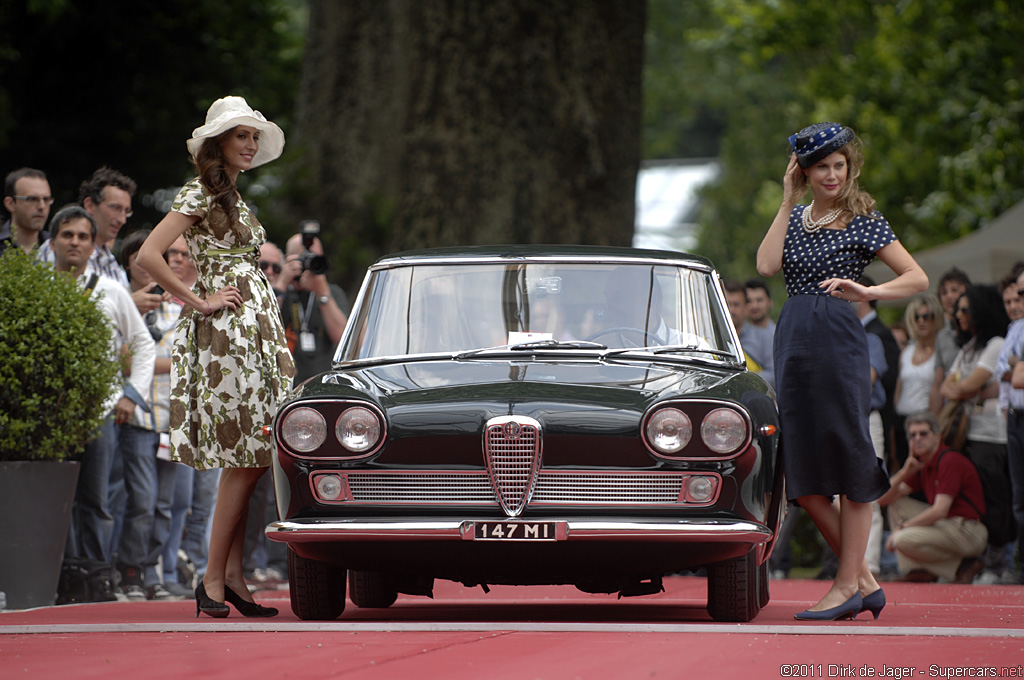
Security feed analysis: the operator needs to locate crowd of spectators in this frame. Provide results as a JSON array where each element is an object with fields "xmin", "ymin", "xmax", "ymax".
[{"xmin": 1, "ymin": 166, "xmax": 348, "ymax": 600}]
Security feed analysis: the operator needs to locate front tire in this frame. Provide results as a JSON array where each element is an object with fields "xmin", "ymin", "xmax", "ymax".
[
  {"xmin": 757, "ymin": 557, "xmax": 770, "ymax": 610},
  {"xmin": 706, "ymin": 547, "xmax": 761, "ymax": 622},
  {"xmin": 288, "ymin": 549, "xmax": 347, "ymax": 620},
  {"xmin": 349, "ymin": 570, "xmax": 399, "ymax": 609}
]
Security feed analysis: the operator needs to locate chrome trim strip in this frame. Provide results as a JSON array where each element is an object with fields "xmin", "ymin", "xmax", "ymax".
[
  {"xmin": 369, "ymin": 254, "xmax": 715, "ymax": 274},
  {"xmin": 266, "ymin": 518, "xmax": 771, "ymax": 544}
]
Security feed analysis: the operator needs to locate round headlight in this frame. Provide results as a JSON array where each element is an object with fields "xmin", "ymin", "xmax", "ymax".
[
  {"xmin": 645, "ymin": 408, "xmax": 692, "ymax": 455},
  {"xmin": 336, "ymin": 406, "xmax": 382, "ymax": 453},
  {"xmin": 280, "ymin": 407, "xmax": 327, "ymax": 453},
  {"xmin": 701, "ymin": 408, "xmax": 747, "ymax": 454}
]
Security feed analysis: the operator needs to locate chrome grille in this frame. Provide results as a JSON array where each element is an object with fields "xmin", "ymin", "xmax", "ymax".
[
  {"xmin": 332, "ymin": 470, "xmax": 704, "ymax": 506},
  {"xmin": 346, "ymin": 473, "xmax": 495, "ymax": 502},
  {"xmin": 532, "ymin": 473, "xmax": 683, "ymax": 504},
  {"xmin": 483, "ymin": 416, "xmax": 542, "ymax": 516}
]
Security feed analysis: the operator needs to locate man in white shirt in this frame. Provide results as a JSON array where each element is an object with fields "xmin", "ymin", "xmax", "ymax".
[{"xmin": 50, "ymin": 205, "xmax": 157, "ymax": 599}]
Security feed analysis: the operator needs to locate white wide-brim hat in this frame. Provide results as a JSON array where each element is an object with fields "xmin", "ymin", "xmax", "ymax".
[{"xmin": 186, "ymin": 96, "xmax": 285, "ymax": 168}]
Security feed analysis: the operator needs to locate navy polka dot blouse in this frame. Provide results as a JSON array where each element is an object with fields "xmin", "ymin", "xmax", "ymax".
[{"xmin": 782, "ymin": 206, "xmax": 897, "ymax": 297}]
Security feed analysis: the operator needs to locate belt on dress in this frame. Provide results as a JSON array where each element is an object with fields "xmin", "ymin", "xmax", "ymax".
[{"xmin": 207, "ymin": 246, "xmax": 256, "ymax": 257}]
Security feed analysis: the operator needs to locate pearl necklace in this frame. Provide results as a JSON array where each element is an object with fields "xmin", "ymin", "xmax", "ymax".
[{"xmin": 801, "ymin": 200, "xmax": 843, "ymax": 233}]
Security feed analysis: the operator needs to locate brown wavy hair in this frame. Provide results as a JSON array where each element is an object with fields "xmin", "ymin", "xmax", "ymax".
[
  {"xmin": 791, "ymin": 132, "xmax": 877, "ymax": 218},
  {"xmin": 192, "ymin": 129, "xmax": 239, "ymax": 227}
]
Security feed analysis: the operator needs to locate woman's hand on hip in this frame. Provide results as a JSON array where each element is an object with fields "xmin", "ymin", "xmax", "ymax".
[
  {"xmin": 819, "ymin": 277, "xmax": 869, "ymax": 302},
  {"xmin": 208, "ymin": 285, "xmax": 243, "ymax": 313}
]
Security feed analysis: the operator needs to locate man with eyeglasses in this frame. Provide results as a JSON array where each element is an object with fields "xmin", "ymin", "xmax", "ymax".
[
  {"xmin": 877, "ymin": 412, "xmax": 988, "ymax": 583},
  {"xmin": 259, "ymin": 240, "xmax": 285, "ymax": 289},
  {"xmin": 1, "ymin": 167, "xmax": 53, "ymax": 255},
  {"xmin": 38, "ymin": 167, "xmax": 140, "ymax": 297}
]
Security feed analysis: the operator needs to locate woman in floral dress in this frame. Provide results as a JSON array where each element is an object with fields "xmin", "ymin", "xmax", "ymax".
[{"xmin": 139, "ymin": 96, "xmax": 295, "ymax": 618}]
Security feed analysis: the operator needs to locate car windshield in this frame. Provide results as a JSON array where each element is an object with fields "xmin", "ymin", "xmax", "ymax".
[{"xmin": 336, "ymin": 261, "xmax": 739, "ymax": 362}]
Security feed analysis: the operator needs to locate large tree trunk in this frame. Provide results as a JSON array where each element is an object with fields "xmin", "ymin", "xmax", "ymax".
[{"xmin": 296, "ymin": 0, "xmax": 645, "ymax": 285}]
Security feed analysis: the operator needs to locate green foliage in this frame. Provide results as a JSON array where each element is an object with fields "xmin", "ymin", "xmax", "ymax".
[
  {"xmin": 645, "ymin": 0, "xmax": 1024, "ymax": 286},
  {"xmin": 0, "ymin": 250, "xmax": 119, "ymax": 461}
]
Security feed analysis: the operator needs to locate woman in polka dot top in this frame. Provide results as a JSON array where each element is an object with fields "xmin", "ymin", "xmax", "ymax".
[{"xmin": 757, "ymin": 122, "xmax": 928, "ymax": 621}]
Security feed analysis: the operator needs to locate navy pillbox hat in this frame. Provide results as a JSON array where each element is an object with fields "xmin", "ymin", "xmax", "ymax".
[{"xmin": 788, "ymin": 122, "xmax": 854, "ymax": 168}]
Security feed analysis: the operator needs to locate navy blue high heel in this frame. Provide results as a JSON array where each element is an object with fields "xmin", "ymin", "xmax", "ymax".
[
  {"xmin": 859, "ymin": 588, "xmax": 885, "ymax": 620},
  {"xmin": 794, "ymin": 592, "xmax": 862, "ymax": 621}
]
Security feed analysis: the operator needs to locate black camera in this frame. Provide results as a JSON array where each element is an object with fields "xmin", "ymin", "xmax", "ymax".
[
  {"xmin": 298, "ymin": 220, "xmax": 328, "ymax": 275},
  {"xmin": 144, "ymin": 285, "xmax": 164, "ymax": 341}
]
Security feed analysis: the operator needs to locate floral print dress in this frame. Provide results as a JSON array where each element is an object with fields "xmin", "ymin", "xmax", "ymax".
[{"xmin": 168, "ymin": 178, "xmax": 295, "ymax": 469}]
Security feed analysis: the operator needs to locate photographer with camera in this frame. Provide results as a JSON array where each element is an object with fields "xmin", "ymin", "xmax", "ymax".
[
  {"xmin": 242, "ymin": 223, "xmax": 348, "ymax": 583},
  {"xmin": 276, "ymin": 221, "xmax": 348, "ymax": 384}
]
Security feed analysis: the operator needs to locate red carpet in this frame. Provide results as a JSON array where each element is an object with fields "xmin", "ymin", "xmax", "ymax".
[{"xmin": 2, "ymin": 577, "xmax": 1022, "ymax": 679}]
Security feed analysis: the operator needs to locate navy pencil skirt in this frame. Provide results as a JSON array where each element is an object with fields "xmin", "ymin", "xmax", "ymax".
[{"xmin": 774, "ymin": 294, "xmax": 890, "ymax": 503}]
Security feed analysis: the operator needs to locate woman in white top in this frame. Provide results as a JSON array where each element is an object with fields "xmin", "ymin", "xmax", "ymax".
[
  {"xmin": 893, "ymin": 294, "xmax": 943, "ymax": 467},
  {"xmin": 940, "ymin": 285, "xmax": 1012, "ymax": 582}
]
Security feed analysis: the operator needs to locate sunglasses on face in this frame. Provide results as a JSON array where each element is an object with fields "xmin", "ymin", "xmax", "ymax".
[
  {"xmin": 914, "ymin": 312, "xmax": 934, "ymax": 322},
  {"xmin": 955, "ymin": 307, "xmax": 970, "ymax": 316},
  {"xmin": 259, "ymin": 260, "xmax": 282, "ymax": 274},
  {"xmin": 908, "ymin": 431, "xmax": 932, "ymax": 440}
]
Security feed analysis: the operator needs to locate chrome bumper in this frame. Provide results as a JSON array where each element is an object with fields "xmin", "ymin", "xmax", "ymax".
[{"xmin": 266, "ymin": 518, "xmax": 771, "ymax": 544}]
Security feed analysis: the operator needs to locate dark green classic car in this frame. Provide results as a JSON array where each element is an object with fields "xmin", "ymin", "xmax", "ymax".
[{"xmin": 267, "ymin": 245, "xmax": 783, "ymax": 622}]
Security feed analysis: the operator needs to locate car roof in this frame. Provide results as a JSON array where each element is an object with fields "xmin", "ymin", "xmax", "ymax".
[{"xmin": 373, "ymin": 244, "xmax": 715, "ymax": 269}]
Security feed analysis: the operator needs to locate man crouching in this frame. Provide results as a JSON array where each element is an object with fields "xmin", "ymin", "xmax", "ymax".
[{"xmin": 878, "ymin": 412, "xmax": 988, "ymax": 583}]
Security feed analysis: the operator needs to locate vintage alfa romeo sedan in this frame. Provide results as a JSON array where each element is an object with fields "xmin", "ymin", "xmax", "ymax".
[{"xmin": 267, "ymin": 245, "xmax": 783, "ymax": 622}]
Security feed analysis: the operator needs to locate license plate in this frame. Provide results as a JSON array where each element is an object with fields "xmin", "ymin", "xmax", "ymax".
[{"xmin": 474, "ymin": 521, "xmax": 558, "ymax": 541}]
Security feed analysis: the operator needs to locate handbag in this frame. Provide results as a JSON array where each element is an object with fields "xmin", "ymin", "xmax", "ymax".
[{"xmin": 937, "ymin": 399, "xmax": 972, "ymax": 452}]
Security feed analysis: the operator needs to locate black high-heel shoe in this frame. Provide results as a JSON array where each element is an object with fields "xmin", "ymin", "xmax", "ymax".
[
  {"xmin": 195, "ymin": 582, "xmax": 230, "ymax": 618},
  {"xmin": 224, "ymin": 585, "xmax": 278, "ymax": 618},
  {"xmin": 859, "ymin": 588, "xmax": 886, "ymax": 620},
  {"xmin": 794, "ymin": 592, "xmax": 862, "ymax": 621}
]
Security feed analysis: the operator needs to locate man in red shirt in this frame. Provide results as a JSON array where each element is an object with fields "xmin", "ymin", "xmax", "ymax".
[{"xmin": 878, "ymin": 412, "xmax": 988, "ymax": 583}]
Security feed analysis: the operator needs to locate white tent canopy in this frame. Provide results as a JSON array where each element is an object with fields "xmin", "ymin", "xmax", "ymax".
[{"xmin": 865, "ymin": 199, "xmax": 1024, "ymax": 292}]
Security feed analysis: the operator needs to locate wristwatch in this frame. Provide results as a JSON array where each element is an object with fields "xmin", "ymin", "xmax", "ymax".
[{"xmin": 317, "ymin": 294, "xmax": 331, "ymax": 305}]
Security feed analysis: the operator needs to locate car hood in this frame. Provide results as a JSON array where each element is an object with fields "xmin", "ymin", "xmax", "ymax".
[{"xmin": 298, "ymin": 358, "xmax": 747, "ymax": 429}]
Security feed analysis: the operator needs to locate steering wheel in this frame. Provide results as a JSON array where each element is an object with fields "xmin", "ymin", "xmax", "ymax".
[{"xmin": 584, "ymin": 326, "xmax": 666, "ymax": 347}]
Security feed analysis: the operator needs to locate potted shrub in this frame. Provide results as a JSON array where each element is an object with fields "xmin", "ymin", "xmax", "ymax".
[{"xmin": 0, "ymin": 248, "xmax": 120, "ymax": 609}]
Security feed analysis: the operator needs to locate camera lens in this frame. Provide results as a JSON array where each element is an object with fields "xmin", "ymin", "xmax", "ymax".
[{"xmin": 298, "ymin": 250, "xmax": 328, "ymax": 275}]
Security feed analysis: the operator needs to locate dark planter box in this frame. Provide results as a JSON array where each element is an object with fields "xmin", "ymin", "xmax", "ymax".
[{"xmin": 0, "ymin": 460, "xmax": 80, "ymax": 610}]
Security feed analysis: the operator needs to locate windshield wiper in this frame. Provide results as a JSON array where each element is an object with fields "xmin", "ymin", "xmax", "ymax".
[
  {"xmin": 601, "ymin": 344, "xmax": 735, "ymax": 360},
  {"xmin": 455, "ymin": 339, "xmax": 606, "ymax": 360},
  {"xmin": 509, "ymin": 339, "xmax": 607, "ymax": 351},
  {"xmin": 653, "ymin": 345, "xmax": 733, "ymax": 358}
]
